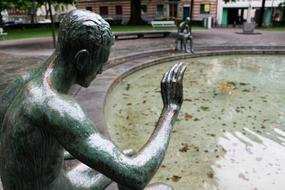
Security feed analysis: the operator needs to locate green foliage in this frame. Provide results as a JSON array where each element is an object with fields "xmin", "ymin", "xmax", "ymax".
[
  {"xmin": 0, "ymin": 0, "xmax": 74, "ymax": 9},
  {"xmin": 0, "ymin": 0, "xmax": 28, "ymax": 10},
  {"xmin": 0, "ymin": 0, "xmax": 31, "ymax": 26},
  {"xmin": 35, "ymin": 0, "xmax": 75, "ymax": 5}
]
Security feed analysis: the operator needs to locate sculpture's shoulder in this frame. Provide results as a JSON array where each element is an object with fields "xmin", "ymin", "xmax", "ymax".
[
  {"xmin": 0, "ymin": 74, "xmax": 33, "ymax": 124},
  {"xmin": 44, "ymin": 93, "xmax": 88, "ymax": 125},
  {"xmin": 26, "ymin": 82, "xmax": 87, "ymax": 127},
  {"xmin": 24, "ymin": 82, "xmax": 83, "ymax": 122}
]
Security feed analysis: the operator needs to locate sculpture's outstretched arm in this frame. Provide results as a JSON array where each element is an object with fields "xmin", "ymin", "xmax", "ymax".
[{"xmin": 40, "ymin": 63, "xmax": 186, "ymax": 190}]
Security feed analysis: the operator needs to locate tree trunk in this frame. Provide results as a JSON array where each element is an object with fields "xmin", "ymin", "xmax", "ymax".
[
  {"xmin": 31, "ymin": 14, "xmax": 35, "ymax": 24},
  {"xmin": 190, "ymin": 0, "xmax": 194, "ymax": 28},
  {"xmin": 258, "ymin": 0, "xmax": 266, "ymax": 27},
  {"xmin": 0, "ymin": 11, "xmax": 3, "ymax": 27},
  {"xmin": 128, "ymin": 0, "xmax": 146, "ymax": 25},
  {"xmin": 48, "ymin": 0, "xmax": 56, "ymax": 48},
  {"xmin": 0, "ymin": 4, "xmax": 3, "ymax": 27},
  {"xmin": 30, "ymin": 2, "xmax": 36, "ymax": 24},
  {"xmin": 282, "ymin": 7, "xmax": 285, "ymax": 24},
  {"xmin": 190, "ymin": 0, "xmax": 194, "ymax": 19},
  {"xmin": 45, "ymin": 3, "xmax": 49, "ymax": 19}
]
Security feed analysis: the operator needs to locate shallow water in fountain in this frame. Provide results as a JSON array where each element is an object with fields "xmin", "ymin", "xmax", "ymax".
[{"xmin": 105, "ymin": 55, "xmax": 285, "ymax": 190}]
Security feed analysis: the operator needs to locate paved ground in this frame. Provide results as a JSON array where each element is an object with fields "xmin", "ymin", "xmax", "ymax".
[
  {"xmin": 0, "ymin": 28, "xmax": 284, "ymax": 189},
  {"xmin": 1, "ymin": 28, "xmax": 285, "ymax": 95}
]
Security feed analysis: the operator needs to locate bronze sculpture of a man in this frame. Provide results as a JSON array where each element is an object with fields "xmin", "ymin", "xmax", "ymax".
[
  {"xmin": 176, "ymin": 17, "xmax": 194, "ymax": 53},
  {"xmin": 0, "ymin": 10, "xmax": 186, "ymax": 190}
]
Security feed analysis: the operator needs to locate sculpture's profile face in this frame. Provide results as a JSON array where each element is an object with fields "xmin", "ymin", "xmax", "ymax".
[{"xmin": 78, "ymin": 44, "xmax": 112, "ymax": 87}]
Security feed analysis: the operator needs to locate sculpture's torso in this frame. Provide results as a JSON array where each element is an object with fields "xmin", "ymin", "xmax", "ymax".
[{"xmin": 0, "ymin": 74, "xmax": 65, "ymax": 190}]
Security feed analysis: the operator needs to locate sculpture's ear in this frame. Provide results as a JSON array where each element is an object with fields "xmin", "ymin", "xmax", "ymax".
[{"xmin": 74, "ymin": 49, "xmax": 91, "ymax": 72}]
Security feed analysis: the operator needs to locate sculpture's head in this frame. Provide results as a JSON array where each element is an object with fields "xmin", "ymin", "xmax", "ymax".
[
  {"xmin": 186, "ymin": 17, "xmax": 191, "ymax": 23},
  {"xmin": 57, "ymin": 9, "xmax": 113, "ymax": 87}
]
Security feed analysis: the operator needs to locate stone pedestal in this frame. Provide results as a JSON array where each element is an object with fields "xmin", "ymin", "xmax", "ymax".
[{"xmin": 243, "ymin": 22, "xmax": 255, "ymax": 34}]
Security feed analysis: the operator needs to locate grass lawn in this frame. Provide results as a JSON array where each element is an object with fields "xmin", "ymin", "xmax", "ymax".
[
  {"xmin": 2, "ymin": 25, "xmax": 205, "ymax": 40},
  {"xmin": 3, "ymin": 28, "xmax": 58, "ymax": 40},
  {"xmin": 260, "ymin": 26, "xmax": 285, "ymax": 32}
]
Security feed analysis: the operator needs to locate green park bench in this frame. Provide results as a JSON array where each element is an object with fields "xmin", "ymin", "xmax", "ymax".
[{"xmin": 150, "ymin": 21, "xmax": 176, "ymax": 28}]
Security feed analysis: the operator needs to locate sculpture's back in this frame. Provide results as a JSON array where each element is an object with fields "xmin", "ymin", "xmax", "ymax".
[{"xmin": 0, "ymin": 72, "xmax": 68, "ymax": 189}]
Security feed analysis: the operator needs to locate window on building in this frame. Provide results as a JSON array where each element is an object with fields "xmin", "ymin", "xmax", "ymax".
[
  {"xmin": 141, "ymin": 5, "xmax": 147, "ymax": 13},
  {"xmin": 200, "ymin": 4, "xmax": 210, "ymax": 14},
  {"xmin": 100, "ymin": 6, "xmax": 108, "ymax": 16},
  {"xmin": 169, "ymin": 3, "xmax": 177, "ymax": 17},
  {"xmin": 116, "ymin": 5, "xmax": 122, "ymax": 15},
  {"xmin": 157, "ymin": 4, "xmax": 164, "ymax": 17},
  {"xmin": 86, "ymin": 7, "xmax": 93, "ymax": 11}
]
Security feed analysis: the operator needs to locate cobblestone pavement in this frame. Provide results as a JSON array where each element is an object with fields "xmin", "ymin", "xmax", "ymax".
[
  {"xmin": 0, "ymin": 53, "xmax": 46, "ymax": 94},
  {"xmin": 0, "ymin": 29, "xmax": 283, "ymax": 94},
  {"xmin": 1, "ymin": 28, "xmax": 285, "ymax": 94}
]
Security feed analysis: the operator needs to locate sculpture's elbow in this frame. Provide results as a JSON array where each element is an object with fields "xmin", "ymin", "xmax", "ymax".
[
  {"xmin": 116, "ymin": 160, "xmax": 156, "ymax": 189},
  {"xmin": 121, "ymin": 169, "xmax": 150, "ymax": 190},
  {"xmin": 124, "ymin": 158, "xmax": 160, "ymax": 189}
]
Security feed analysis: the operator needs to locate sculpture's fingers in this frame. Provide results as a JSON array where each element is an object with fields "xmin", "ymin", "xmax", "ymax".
[
  {"xmin": 161, "ymin": 71, "xmax": 168, "ymax": 84},
  {"xmin": 173, "ymin": 63, "xmax": 183, "ymax": 81},
  {"xmin": 167, "ymin": 64, "xmax": 178, "ymax": 83},
  {"xmin": 168, "ymin": 64, "xmax": 179, "ymax": 100},
  {"xmin": 177, "ymin": 64, "xmax": 187, "ymax": 82},
  {"xmin": 176, "ymin": 64, "xmax": 187, "ymax": 103},
  {"xmin": 174, "ymin": 63, "xmax": 184, "ymax": 80},
  {"xmin": 161, "ymin": 71, "xmax": 168, "ymax": 105}
]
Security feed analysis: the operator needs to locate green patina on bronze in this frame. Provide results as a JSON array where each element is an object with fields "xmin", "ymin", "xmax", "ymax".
[
  {"xmin": 176, "ymin": 17, "xmax": 194, "ymax": 53},
  {"xmin": 0, "ymin": 9, "xmax": 186, "ymax": 190}
]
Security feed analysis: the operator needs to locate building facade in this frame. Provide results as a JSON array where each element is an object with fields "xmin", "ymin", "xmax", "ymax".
[
  {"xmin": 77, "ymin": 0, "xmax": 218, "ymax": 24},
  {"xmin": 217, "ymin": 0, "xmax": 283, "ymax": 26},
  {"xmin": 2, "ymin": 3, "xmax": 75, "ymax": 24}
]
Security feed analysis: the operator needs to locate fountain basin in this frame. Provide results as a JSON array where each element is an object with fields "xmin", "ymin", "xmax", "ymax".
[{"xmin": 105, "ymin": 54, "xmax": 285, "ymax": 190}]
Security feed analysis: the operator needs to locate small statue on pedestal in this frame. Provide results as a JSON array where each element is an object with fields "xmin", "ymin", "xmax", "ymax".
[{"xmin": 176, "ymin": 17, "xmax": 194, "ymax": 53}]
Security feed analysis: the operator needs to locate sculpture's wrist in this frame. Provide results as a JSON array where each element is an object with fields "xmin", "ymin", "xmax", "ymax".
[{"xmin": 163, "ymin": 104, "xmax": 180, "ymax": 113}]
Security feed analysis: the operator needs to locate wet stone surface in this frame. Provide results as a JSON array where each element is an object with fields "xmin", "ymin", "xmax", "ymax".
[{"xmin": 105, "ymin": 55, "xmax": 285, "ymax": 190}]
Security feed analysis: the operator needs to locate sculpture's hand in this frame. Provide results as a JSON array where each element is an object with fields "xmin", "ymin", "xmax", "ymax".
[{"xmin": 161, "ymin": 63, "xmax": 187, "ymax": 111}]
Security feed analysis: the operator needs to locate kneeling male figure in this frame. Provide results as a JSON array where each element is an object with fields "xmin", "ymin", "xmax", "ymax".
[{"xmin": 0, "ymin": 10, "xmax": 186, "ymax": 190}]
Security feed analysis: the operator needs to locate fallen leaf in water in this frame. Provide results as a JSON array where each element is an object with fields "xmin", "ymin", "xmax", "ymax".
[
  {"xmin": 239, "ymin": 82, "xmax": 249, "ymax": 86},
  {"xmin": 207, "ymin": 171, "xmax": 214, "ymax": 178},
  {"xmin": 122, "ymin": 93, "xmax": 129, "ymax": 96},
  {"xmin": 179, "ymin": 143, "xmax": 189, "ymax": 152},
  {"xmin": 218, "ymin": 82, "xmax": 235, "ymax": 95},
  {"xmin": 171, "ymin": 175, "xmax": 182, "ymax": 182},
  {"xmin": 193, "ymin": 118, "xmax": 200, "ymax": 121},
  {"xmin": 200, "ymin": 106, "xmax": 209, "ymax": 111},
  {"xmin": 184, "ymin": 113, "xmax": 193, "ymax": 120},
  {"xmin": 125, "ymin": 84, "xmax": 131, "ymax": 91}
]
